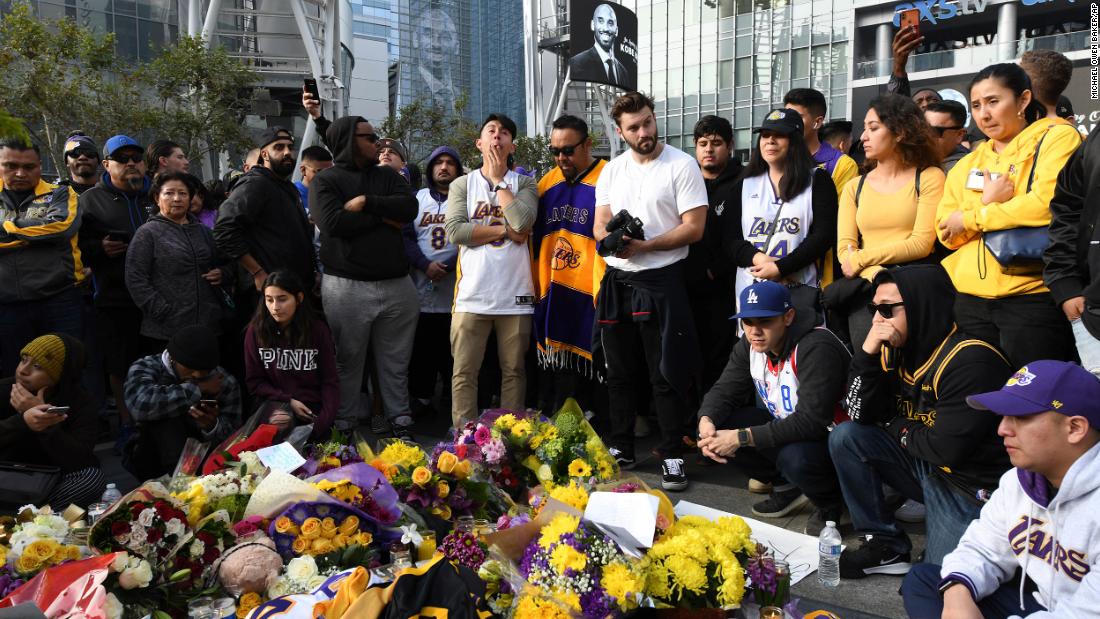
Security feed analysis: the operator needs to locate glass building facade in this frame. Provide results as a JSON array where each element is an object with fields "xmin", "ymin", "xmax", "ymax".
[
  {"xmin": 620, "ymin": 0, "xmax": 852, "ymax": 161},
  {"xmin": 15, "ymin": 0, "xmax": 179, "ymax": 61}
]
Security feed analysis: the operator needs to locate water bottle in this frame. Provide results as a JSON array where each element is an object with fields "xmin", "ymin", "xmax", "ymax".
[
  {"xmin": 818, "ymin": 520, "xmax": 842, "ymax": 587},
  {"xmin": 100, "ymin": 483, "xmax": 123, "ymax": 507}
]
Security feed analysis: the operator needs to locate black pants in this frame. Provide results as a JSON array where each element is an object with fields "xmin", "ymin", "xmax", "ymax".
[
  {"xmin": 716, "ymin": 407, "xmax": 843, "ymax": 509},
  {"xmin": 602, "ymin": 318, "xmax": 690, "ymax": 457},
  {"xmin": 688, "ymin": 283, "xmax": 735, "ymax": 394},
  {"xmin": 954, "ymin": 292, "xmax": 1076, "ymax": 368},
  {"xmin": 409, "ymin": 312, "xmax": 453, "ymax": 401}
]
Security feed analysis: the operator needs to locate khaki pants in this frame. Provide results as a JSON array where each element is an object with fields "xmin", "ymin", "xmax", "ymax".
[{"xmin": 450, "ymin": 312, "xmax": 532, "ymax": 428}]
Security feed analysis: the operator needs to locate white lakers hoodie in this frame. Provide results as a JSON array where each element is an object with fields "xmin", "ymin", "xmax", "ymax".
[{"xmin": 939, "ymin": 441, "xmax": 1100, "ymax": 617}]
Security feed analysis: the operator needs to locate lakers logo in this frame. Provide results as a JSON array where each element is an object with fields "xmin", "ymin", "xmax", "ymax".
[
  {"xmin": 1007, "ymin": 366, "xmax": 1037, "ymax": 387},
  {"xmin": 552, "ymin": 237, "xmax": 581, "ymax": 270}
]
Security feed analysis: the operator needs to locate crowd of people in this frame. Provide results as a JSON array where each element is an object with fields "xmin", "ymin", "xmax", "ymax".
[{"xmin": 1, "ymin": 28, "xmax": 1098, "ymax": 615}]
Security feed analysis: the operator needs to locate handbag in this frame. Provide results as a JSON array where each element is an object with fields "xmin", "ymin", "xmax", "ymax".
[
  {"xmin": 0, "ymin": 461, "xmax": 60, "ymax": 509},
  {"xmin": 982, "ymin": 132, "xmax": 1049, "ymax": 275}
]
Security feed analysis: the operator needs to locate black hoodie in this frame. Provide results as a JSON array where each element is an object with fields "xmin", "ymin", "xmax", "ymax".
[
  {"xmin": 845, "ymin": 264, "xmax": 1013, "ymax": 496},
  {"xmin": 310, "ymin": 116, "xmax": 419, "ymax": 281},
  {"xmin": 685, "ymin": 157, "xmax": 743, "ymax": 292},
  {"xmin": 697, "ymin": 290, "xmax": 850, "ymax": 448}
]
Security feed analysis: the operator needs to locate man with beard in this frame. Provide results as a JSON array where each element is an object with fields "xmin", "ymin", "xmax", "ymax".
[
  {"xmin": 60, "ymin": 133, "xmax": 100, "ymax": 195},
  {"xmin": 413, "ymin": 8, "xmax": 459, "ymax": 108},
  {"xmin": 593, "ymin": 92, "xmax": 708, "ymax": 491},
  {"xmin": 311, "ymin": 117, "xmax": 419, "ymax": 437},
  {"xmin": 569, "ymin": 3, "xmax": 629, "ymax": 87},
  {"xmin": 78, "ymin": 135, "xmax": 155, "ymax": 438},
  {"xmin": 404, "ymin": 146, "xmax": 461, "ymax": 419},
  {"xmin": 214, "ymin": 127, "xmax": 317, "ymax": 295}
]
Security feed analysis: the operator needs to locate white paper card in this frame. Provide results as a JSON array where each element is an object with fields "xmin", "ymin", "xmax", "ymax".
[
  {"xmin": 584, "ymin": 491, "xmax": 659, "ymax": 558},
  {"xmin": 674, "ymin": 500, "xmax": 838, "ymax": 586},
  {"xmin": 256, "ymin": 442, "xmax": 307, "ymax": 473}
]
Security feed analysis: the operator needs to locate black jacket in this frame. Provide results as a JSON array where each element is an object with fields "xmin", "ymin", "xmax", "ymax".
[
  {"xmin": 213, "ymin": 166, "xmax": 316, "ymax": 286},
  {"xmin": 685, "ymin": 159, "xmax": 743, "ymax": 293},
  {"xmin": 698, "ymin": 291, "xmax": 850, "ymax": 448},
  {"xmin": 1045, "ymin": 132, "xmax": 1098, "ymax": 338},
  {"xmin": 845, "ymin": 265, "xmax": 1012, "ymax": 497},
  {"xmin": 78, "ymin": 174, "xmax": 153, "ymax": 308},
  {"xmin": 311, "ymin": 116, "xmax": 419, "ymax": 281}
]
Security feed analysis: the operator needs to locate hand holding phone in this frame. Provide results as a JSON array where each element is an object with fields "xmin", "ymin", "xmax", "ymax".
[
  {"xmin": 899, "ymin": 8, "xmax": 919, "ymax": 35},
  {"xmin": 46, "ymin": 406, "xmax": 70, "ymax": 415}
]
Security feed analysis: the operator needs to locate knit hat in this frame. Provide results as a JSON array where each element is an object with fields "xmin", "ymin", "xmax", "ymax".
[
  {"xmin": 20, "ymin": 335, "xmax": 67, "ymax": 384},
  {"xmin": 377, "ymin": 138, "xmax": 407, "ymax": 163},
  {"xmin": 167, "ymin": 325, "xmax": 220, "ymax": 371}
]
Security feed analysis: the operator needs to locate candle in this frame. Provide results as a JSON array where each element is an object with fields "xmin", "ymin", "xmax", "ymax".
[{"xmin": 417, "ymin": 531, "xmax": 437, "ymax": 561}]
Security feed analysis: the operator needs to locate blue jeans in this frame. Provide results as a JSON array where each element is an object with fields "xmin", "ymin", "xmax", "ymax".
[
  {"xmin": 0, "ymin": 286, "xmax": 85, "ymax": 377},
  {"xmin": 901, "ymin": 563, "xmax": 1044, "ymax": 619},
  {"xmin": 1071, "ymin": 318, "xmax": 1100, "ymax": 375},
  {"xmin": 828, "ymin": 422, "xmax": 983, "ymax": 563}
]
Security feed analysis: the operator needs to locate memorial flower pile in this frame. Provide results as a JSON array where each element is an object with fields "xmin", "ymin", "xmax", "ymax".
[
  {"xmin": 640, "ymin": 514, "xmax": 755, "ymax": 609},
  {"xmin": 89, "ymin": 487, "xmax": 193, "ymax": 569}
]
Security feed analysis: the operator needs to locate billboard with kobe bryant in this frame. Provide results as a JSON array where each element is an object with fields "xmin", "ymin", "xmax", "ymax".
[{"xmin": 568, "ymin": 0, "xmax": 638, "ymax": 91}]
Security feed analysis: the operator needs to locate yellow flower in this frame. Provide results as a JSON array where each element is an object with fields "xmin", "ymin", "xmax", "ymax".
[
  {"xmin": 0, "ymin": 546, "xmax": 7, "ymax": 566},
  {"xmin": 602, "ymin": 562, "xmax": 642, "ymax": 609},
  {"xmin": 436, "ymin": 480, "xmax": 450, "ymax": 499},
  {"xmin": 333, "ymin": 533, "xmax": 351, "ymax": 549},
  {"xmin": 339, "ymin": 516, "xmax": 360, "ymax": 536},
  {"xmin": 356, "ymin": 532, "xmax": 374, "ymax": 546},
  {"xmin": 300, "ymin": 517, "xmax": 322, "ymax": 540},
  {"xmin": 510, "ymin": 419, "xmax": 533, "ymax": 439},
  {"xmin": 549, "ymin": 544, "xmax": 586, "ymax": 574},
  {"xmin": 644, "ymin": 561, "xmax": 671, "ymax": 598},
  {"xmin": 666, "ymin": 554, "xmax": 708, "ymax": 595},
  {"xmin": 377, "ymin": 441, "xmax": 427, "ymax": 469},
  {"xmin": 597, "ymin": 459, "xmax": 615, "ymax": 480},
  {"xmin": 494, "ymin": 413, "xmax": 517, "ymax": 430},
  {"xmin": 528, "ymin": 433, "xmax": 545, "ymax": 450},
  {"xmin": 321, "ymin": 455, "xmax": 341, "ymax": 469},
  {"xmin": 567, "ymin": 458, "xmax": 592, "ymax": 478},
  {"xmin": 717, "ymin": 559, "xmax": 747, "ymax": 607},
  {"xmin": 14, "ymin": 553, "xmax": 40, "ymax": 574},
  {"xmin": 63, "ymin": 545, "xmax": 82, "ymax": 562},
  {"xmin": 431, "ymin": 504, "xmax": 452, "ymax": 521},
  {"xmin": 548, "ymin": 481, "xmax": 589, "ymax": 512},
  {"xmin": 436, "ymin": 451, "xmax": 458, "ymax": 475},
  {"xmin": 538, "ymin": 513, "xmax": 579, "ymax": 549},
  {"xmin": 452, "ymin": 459, "xmax": 471, "ymax": 480},
  {"xmin": 274, "ymin": 516, "xmax": 296, "ymax": 534},
  {"xmin": 412, "ymin": 466, "xmax": 433, "ymax": 486},
  {"xmin": 239, "ymin": 592, "xmax": 262, "ymax": 609},
  {"xmin": 291, "ymin": 537, "xmax": 310, "ymax": 554},
  {"xmin": 25, "ymin": 539, "xmax": 57, "ymax": 563},
  {"xmin": 310, "ymin": 538, "xmax": 334, "ymax": 555},
  {"xmin": 555, "ymin": 590, "xmax": 581, "ymax": 612}
]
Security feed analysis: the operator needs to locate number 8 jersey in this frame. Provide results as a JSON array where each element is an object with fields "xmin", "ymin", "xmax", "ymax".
[
  {"xmin": 734, "ymin": 171, "xmax": 817, "ymax": 305},
  {"xmin": 413, "ymin": 186, "xmax": 458, "ymax": 313}
]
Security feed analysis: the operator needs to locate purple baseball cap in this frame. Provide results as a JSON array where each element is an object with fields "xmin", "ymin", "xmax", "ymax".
[{"xmin": 967, "ymin": 360, "xmax": 1100, "ymax": 428}]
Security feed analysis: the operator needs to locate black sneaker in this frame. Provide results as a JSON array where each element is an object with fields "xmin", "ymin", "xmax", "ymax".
[
  {"xmin": 392, "ymin": 418, "xmax": 415, "ymax": 441},
  {"xmin": 661, "ymin": 458, "xmax": 688, "ymax": 491},
  {"xmin": 751, "ymin": 487, "xmax": 810, "ymax": 518},
  {"xmin": 839, "ymin": 535, "xmax": 913, "ymax": 579},
  {"xmin": 804, "ymin": 505, "xmax": 844, "ymax": 536},
  {"xmin": 370, "ymin": 414, "xmax": 391, "ymax": 436},
  {"xmin": 608, "ymin": 447, "xmax": 636, "ymax": 470}
]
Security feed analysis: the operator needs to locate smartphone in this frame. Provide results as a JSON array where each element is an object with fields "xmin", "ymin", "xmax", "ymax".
[
  {"xmin": 106, "ymin": 231, "xmax": 132, "ymax": 243},
  {"xmin": 899, "ymin": 8, "xmax": 920, "ymax": 34},
  {"xmin": 303, "ymin": 78, "xmax": 320, "ymax": 101},
  {"xmin": 199, "ymin": 399, "xmax": 218, "ymax": 408},
  {"xmin": 45, "ymin": 406, "xmax": 70, "ymax": 415}
]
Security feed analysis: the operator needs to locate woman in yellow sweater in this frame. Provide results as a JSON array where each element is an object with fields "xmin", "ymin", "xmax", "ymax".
[
  {"xmin": 832, "ymin": 93, "xmax": 945, "ymax": 347},
  {"xmin": 936, "ymin": 63, "xmax": 1082, "ymax": 366}
]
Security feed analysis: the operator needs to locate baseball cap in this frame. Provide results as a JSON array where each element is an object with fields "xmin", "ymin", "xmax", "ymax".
[
  {"xmin": 256, "ymin": 126, "xmax": 292, "ymax": 150},
  {"xmin": 376, "ymin": 138, "xmax": 407, "ymax": 162},
  {"xmin": 967, "ymin": 360, "xmax": 1100, "ymax": 428},
  {"xmin": 732, "ymin": 280, "xmax": 792, "ymax": 319},
  {"xmin": 753, "ymin": 108, "xmax": 804, "ymax": 136},
  {"xmin": 103, "ymin": 135, "xmax": 142, "ymax": 159},
  {"xmin": 1056, "ymin": 95, "xmax": 1074, "ymax": 120},
  {"xmin": 64, "ymin": 134, "xmax": 98, "ymax": 158}
]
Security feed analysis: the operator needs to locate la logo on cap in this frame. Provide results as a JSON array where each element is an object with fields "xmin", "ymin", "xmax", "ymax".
[
  {"xmin": 747, "ymin": 290, "xmax": 759, "ymax": 304},
  {"xmin": 767, "ymin": 110, "xmax": 784, "ymax": 121}
]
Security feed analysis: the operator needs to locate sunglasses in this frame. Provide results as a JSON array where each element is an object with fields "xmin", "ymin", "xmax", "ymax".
[
  {"xmin": 356, "ymin": 132, "xmax": 379, "ymax": 143},
  {"xmin": 931, "ymin": 126, "xmax": 964, "ymax": 136},
  {"xmin": 66, "ymin": 149, "xmax": 98, "ymax": 160},
  {"xmin": 867, "ymin": 301, "xmax": 905, "ymax": 319},
  {"xmin": 108, "ymin": 153, "xmax": 143, "ymax": 164},
  {"xmin": 549, "ymin": 138, "xmax": 587, "ymax": 157}
]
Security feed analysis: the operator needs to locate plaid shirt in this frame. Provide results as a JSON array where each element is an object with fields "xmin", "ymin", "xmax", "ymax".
[{"xmin": 123, "ymin": 352, "xmax": 242, "ymax": 442}]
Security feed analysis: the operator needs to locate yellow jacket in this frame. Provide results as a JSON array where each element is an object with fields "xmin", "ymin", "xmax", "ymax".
[{"xmin": 936, "ymin": 117, "xmax": 1082, "ymax": 299}]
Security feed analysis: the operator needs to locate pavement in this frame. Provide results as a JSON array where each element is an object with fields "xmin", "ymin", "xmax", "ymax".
[{"xmin": 96, "ymin": 404, "xmax": 926, "ymax": 618}]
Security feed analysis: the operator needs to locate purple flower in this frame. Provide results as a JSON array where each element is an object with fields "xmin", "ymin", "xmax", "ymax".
[{"xmin": 580, "ymin": 588, "xmax": 614, "ymax": 619}]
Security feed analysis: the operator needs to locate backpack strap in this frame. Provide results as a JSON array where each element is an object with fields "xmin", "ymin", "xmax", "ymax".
[
  {"xmin": 854, "ymin": 174, "xmax": 867, "ymax": 208},
  {"xmin": 1025, "ymin": 130, "xmax": 1048, "ymax": 193},
  {"xmin": 915, "ymin": 167, "xmax": 921, "ymax": 197}
]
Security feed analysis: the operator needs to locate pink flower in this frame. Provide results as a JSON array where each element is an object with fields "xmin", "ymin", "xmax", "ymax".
[
  {"xmin": 482, "ymin": 438, "xmax": 506, "ymax": 465},
  {"xmin": 473, "ymin": 425, "xmax": 492, "ymax": 447}
]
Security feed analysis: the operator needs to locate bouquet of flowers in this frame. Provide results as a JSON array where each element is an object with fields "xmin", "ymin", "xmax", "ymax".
[
  {"xmin": 308, "ymin": 462, "xmax": 402, "ymax": 525},
  {"xmin": 4, "ymin": 507, "xmax": 83, "ymax": 577},
  {"xmin": 446, "ymin": 413, "xmax": 533, "ymax": 500},
  {"xmin": 518, "ymin": 512, "xmax": 642, "ymax": 618},
  {"xmin": 166, "ymin": 511, "xmax": 236, "ymax": 592},
  {"xmin": 439, "ymin": 528, "xmax": 488, "ymax": 571},
  {"xmin": 640, "ymin": 515, "xmax": 754, "ymax": 609},
  {"xmin": 302, "ymin": 430, "xmax": 372, "ymax": 476},
  {"xmin": 268, "ymin": 501, "xmax": 381, "ymax": 560},
  {"xmin": 497, "ymin": 400, "xmax": 619, "ymax": 487},
  {"xmin": 530, "ymin": 480, "xmax": 591, "ymax": 516},
  {"xmin": 89, "ymin": 485, "xmax": 192, "ymax": 570},
  {"xmin": 265, "ymin": 555, "xmax": 338, "ymax": 599},
  {"xmin": 173, "ymin": 467, "xmax": 257, "ymax": 525}
]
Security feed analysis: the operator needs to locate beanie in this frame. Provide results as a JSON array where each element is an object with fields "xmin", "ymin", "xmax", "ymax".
[
  {"xmin": 377, "ymin": 138, "xmax": 408, "ymax": 163},
  {"xmin": 167, "ymin": 325, "xmax": 220, "ymax": 371},
  {"xmin": 20, "ymin": 335, "xmax": 67, "ymax": 384}
]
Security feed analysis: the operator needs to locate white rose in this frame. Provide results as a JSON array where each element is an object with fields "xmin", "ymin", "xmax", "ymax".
[
  {"xmin": 119, "ymin": 560, "xmax": 153, "ymax": 589},
  {"xmin": 104, "ymin": 593, "xmax": 124, "ymax": 619},
  {"xmin": 165, "ymin": 518, "xmax": 185, "ymax": 539},
  {"xmin": 189, "ymin": 539, "xmax": 205, "ymax": 559},
  {"xmin": 285, "ymin": 556, "xmax": 319, "ymax": 583},
  {"xmin": 127, "ymin": 525, "xmax": 148, "ymax": 549},
  {"xmin": 307, "ymin": 575, "xmax": 328, "ymax": 590},
  {"xmin": 111, "ymin": 552, "xmax": 130, "ymax": 572},
  {"xmin": 266, "ymin": 578, "xmax": 291, "ymax": 599},
  {"xmin": 137, "ymin": 508, "xmax": 156, "ymax": 528}
]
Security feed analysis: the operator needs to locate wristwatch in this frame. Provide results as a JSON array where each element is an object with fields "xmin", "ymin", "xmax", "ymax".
[
  {"xmin": 493, "ymin": 180, "xmax": 509, "ymax": 192},
  {"xmin": 737, "ymin": 428, "xmax": 750, "ymax": 446}
]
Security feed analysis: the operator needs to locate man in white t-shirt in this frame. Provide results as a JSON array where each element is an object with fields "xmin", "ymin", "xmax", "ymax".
[
  {"xmin": 444, "ymin": 114, "xmax": 538, "ymax": 429},
  {"xmin": 593, "ymin": 91, "xmax": 709, "ymax": 491}
]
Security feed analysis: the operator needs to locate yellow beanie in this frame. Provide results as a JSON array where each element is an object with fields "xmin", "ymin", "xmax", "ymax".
[{"xmin": 19, "ymin": 335, "xmax": 66, "ymax": 384}]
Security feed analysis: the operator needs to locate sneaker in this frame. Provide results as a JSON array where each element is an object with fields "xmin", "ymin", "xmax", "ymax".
[
  {"xmin": 751, "ymin": 487, "xmax": 810, "ymax": 518},
  {"xmin": 804, "ymin": 505, "xmax": 844, "ymax": 536},
  {"xmin": 661, "ymin": 458, "xmax": 688, "ymax": 491},
  {"xmin": 370, "ymin": 414, "xmax": 391, "ymax": 435},
  {"xmin": 634, "ymin": 416, "xmax": 652, "ymax": 438},
  {"xmin": 608, "ymin": 447, "xmax": 636, "ymax": 470},
  {"xmin": 747, "ymin": 478, "xmax": 773, "ymax": 494},
  {"xmin": 894, "ymin": 499, "xmax": 926, "ymax": 523},
  {"xmin": 392, "ymin": 416, "xmax": 415, "ymax": 441},
  {"xmin": 839, "ymin": 535, "xmax": 913, "ymax": 579}
]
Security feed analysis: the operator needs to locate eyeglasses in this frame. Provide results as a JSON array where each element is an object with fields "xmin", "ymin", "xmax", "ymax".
[
  {"xmin": 108, "ymin": 153, "xmax": 143, "ymax": 164},
  {"xmin": 66, "ymin": 149, "xmax": 98, "ymax": 160},
  {"xmin": 867, "ymin": 301, "xmax": 905, "ymax": 319},
  {"xmin": 930, "ymin": 126, "xmax": 964, "ymax": 136},
  {"xmin": 355, "ymin": 133, "xmax": 379, "ymax": 143},
  {"xmin": 549, "ymin": 138, "xmax": 587, "ymax": 157}
]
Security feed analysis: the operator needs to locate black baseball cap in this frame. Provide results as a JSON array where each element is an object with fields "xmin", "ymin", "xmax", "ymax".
[{"xmin": 753, "ymin": 108, "xmax": 804, "ymax": 136}]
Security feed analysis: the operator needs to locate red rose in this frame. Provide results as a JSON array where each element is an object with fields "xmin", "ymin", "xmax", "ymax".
[
  {"xmin": 203, "ymin": 546, "xmax": 220, "ymax": 563},
  {"xmin": 129, "ymin": 503, "xmax": 144, "ymax": 518},
  {"xmin": 111, "ymin": 521, "xmax": 131, "ymax": 538},
  {"xmin": 455, "ymin": 444, "xmax": 468, "ymax": 459},
  {"xmin": 146, "ymin": 528, "xmax": 163, "ymax": 543},
  {"xmin": 197, "ymin": 531, "xmax": 215, "ymax": 545}
]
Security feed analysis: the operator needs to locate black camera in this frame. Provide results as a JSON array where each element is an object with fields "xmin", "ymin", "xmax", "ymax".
[{"xmin": 598, "ymin": 209, "xmax": 645, "ymax": 257}]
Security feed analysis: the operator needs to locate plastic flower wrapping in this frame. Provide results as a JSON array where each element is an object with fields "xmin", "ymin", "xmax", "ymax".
[
  {"xmin": 267, "ymin": 500, "xmax": 393, "ymax": 561},
  {"xmin": 307, "ymin": 462, "xmax": 402, "ymax": 525},
  {"xmin": 300, "ymin": 429, "xmax": 372, "ymax": 476},
  {"xmin": 494, "ymin": 399, "xmax": 619, "ymax": 488}
]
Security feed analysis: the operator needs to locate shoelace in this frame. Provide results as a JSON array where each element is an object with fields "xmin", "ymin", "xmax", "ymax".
[{"xmin": 664, "ymin": 458, "xmax": 684, "ymax": 476}]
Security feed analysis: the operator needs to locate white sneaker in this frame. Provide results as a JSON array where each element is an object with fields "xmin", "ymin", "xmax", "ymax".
[
  {"xmin": 894, "ymin": 499, "xmax": 926, "ymax": 523},
  {"xmin": 661, "ymin": 458, "xmax": 688, "ymax": 491}
]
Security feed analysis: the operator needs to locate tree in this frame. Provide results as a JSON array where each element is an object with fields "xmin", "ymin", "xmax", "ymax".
[
  {"xmin": 0, "ymin": 2, "xmax": 145, "ymax": 174},
  {"xmin": 379, "ymin": 94, "xmax": 478, "ymax": 168},
  {"xmin": 513, "ymin": 134, "xmax": 555, "ymax": 179}
]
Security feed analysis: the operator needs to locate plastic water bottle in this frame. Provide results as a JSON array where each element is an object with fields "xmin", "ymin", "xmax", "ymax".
[
  {"xmin": 100, "ymin": 483, "xmax": 122, "ymax": 507},
  {"xmin": 818, "ymin": 520, "xmax": 842, "ymax": 587}
]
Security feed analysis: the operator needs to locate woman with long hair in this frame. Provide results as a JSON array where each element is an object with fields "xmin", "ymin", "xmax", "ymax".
[
  {"xmin": 831, "ymin": 93, "xmax": 945, "ymax": 347},
  {"xmin": 725, "ymin": 107, "xmax": 838, "ymax": 304},
  {"xmin": 244, "ymin": 270, "xmax": 338, "ymax": 439},
  {"xmin": 1, "ymin": 334, "xmax": 105, "ymax": 509},
  {"xmin": 936, "ymin": 63, "xmax": 1082, "ymax": 366}
]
